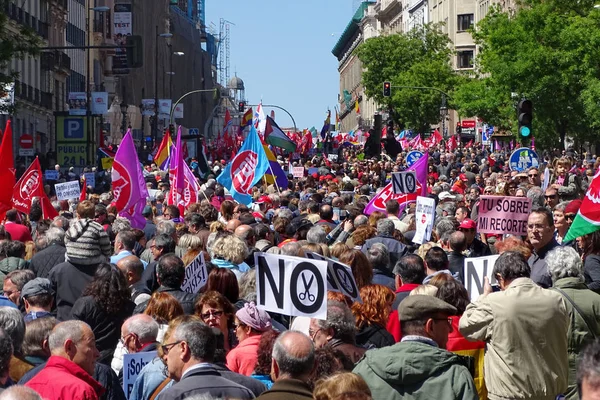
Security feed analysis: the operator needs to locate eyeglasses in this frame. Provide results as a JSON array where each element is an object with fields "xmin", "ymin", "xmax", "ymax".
[
  {"xmin": 160, "ymin": 341, "xmax": 183, "ymax": 355},
  {"xmin": 528, "ymin": 174, "xmax": 538, "ymax": 177},
  {"xmin": 200, "ymin": 310, "xmax": 223, "ymax": 320},
  {"xmin": 527, "ymin": 224, "xmax": 548, "ymax": 231}
]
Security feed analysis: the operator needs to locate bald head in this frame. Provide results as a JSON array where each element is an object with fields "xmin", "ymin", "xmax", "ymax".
[
  {"xmin": 226, "ymin": 219, "xmax": 242, "ymax": 233},
  {"xmin": 0, "ymin": 386, "xmax": 42, "ymax": 400},
  {"xmin": 116, "ymin": 255, "xmax": 144, "ymax": 284},
  {"xmin": 272, "ymin": 331, "xmax": 315, "ymax": 381},
  {"xmin": 234, "ymin": 224, "xmax": 255, "ymax": 246},
  {"xmin": 449, "ymin": 231, "xmax": 467, "ymax": 252}
]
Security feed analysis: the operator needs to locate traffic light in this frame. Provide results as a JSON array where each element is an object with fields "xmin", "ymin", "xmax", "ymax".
[
  {"xmin": 126, "ymin": 35, "xmax": 143, "ymax": 68},
  {"xmin": 518, "ymin": 99, "xmax": 533, "ymax": 139},
  {"xmin": 238, "ymin": 101, "xmax": 245, "ymax": 113},
  {"xmin": 383, "ymin": 82, "xmax": 391, "ymax": 97}
]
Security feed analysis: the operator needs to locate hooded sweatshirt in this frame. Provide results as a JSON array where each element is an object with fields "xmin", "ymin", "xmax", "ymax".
[{"xmin": 353, "ymin": 340, "xmax": 478, "ymax": 400}]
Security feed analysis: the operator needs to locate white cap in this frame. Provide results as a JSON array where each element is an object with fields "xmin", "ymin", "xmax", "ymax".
[{"xmin": 438, "ymin": 191, "xmax": 456, "ymax": 201}]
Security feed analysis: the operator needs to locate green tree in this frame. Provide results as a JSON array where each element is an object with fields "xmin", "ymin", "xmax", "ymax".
[
  {"xmin": 0, "ymin": 0, "xmax": 42, "ymax": 114},
  {"xmin": 454, "ymin": 0, "xmax": 600, "ymax": 149},
  {"xmin": 355, "ymin": 24, "xmax": 459, "ymax": 134}
]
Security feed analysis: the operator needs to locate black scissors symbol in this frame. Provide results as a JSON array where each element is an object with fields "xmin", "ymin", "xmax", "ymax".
[{"xmin": 299, "ymin": 273, "xmax": 315, "ymax": 302}]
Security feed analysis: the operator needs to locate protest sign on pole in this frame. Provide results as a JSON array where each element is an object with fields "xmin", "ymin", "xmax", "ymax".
[
  {"xmin": 55, "ymin": 181, "xmax": 81, "ymax": 201},
  {"xmin": 392, "ymin": 171, "xmax": 417, "ymax": 194},
  {"xmin": 181, "ymin": 253, "xmax": 207, "ymax": 294},
  {"xmin": 292, "ymin": 167, "xmax": 304, "ymax": 178},
  {"xmin": 305, "ymin": 252, "xmax": 362, "ymax": 303},
  {"xmin": 255, "ymin": 252, "xmax": 328, "ymax": 320},
  {"xmin": 45, "ymin": 170, "xmax": 59, "ymax": 181},
  {"xmin": 413, "ymin": 196, "xmax": 435, "ymax": 244},
  {"xmin": 463, "ymin": 255, "xmax": 500, "ymax": 302},
  {"xmin": 477, "ymin": 196, "xmax": 532, "ymax": 236},
  {"xmin": 122, "ymin": 351, "xmax": 157, "ymax": 398}
]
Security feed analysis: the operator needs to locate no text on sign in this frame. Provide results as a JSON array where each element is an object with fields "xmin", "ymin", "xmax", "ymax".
[
  {"xmin": 392, "ymin": 171, "xmax": 417, "ymax": 195},
  {"xmin": 463, "ymin": 255, "xmax": 500, "ymax": 302}
]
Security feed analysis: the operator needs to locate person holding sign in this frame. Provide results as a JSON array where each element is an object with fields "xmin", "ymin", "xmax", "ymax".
[
  {"xmin": 459, "ymin": 251, "xmax": 569, "ymax": 400},
  {"xmin": 226, "ymin": 302, "xmax": 272, "ymax": 376}
]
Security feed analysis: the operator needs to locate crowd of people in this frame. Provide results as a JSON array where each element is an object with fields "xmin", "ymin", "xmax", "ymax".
[{"xmin": 0, "ymin": 142, "xmax": 599, "ymax": 400}]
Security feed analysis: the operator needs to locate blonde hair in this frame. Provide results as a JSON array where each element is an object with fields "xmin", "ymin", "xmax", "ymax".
[
  {"xmin": 211, "ymin": 235, "xmax": 248, "ymax": 265},
  {"xmin": 416, "ymin": 242, "xmax": 438, "ymax": 260},
  {"xmin": 313, "ymin": 372, "xmax": 372, "ymax": 400},
  {"xmin": 178, "ymin": 234, "xmax": 202, "ymax": 251},
  {"xmin": 410, "ymin": 284, "xmax": 438, "ymax": 296}
]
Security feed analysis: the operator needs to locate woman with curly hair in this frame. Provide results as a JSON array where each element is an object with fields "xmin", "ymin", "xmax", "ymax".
[
  {"xmin": 351, "ymin": 284, "xmax": 396, "ymax": 349},
  {"xmin": 250, "ymin": 329, "xmax": 280, "ymax": 389},
  {"xmin": 350, "ymin": 225, "xmax": 376, "ymax": 249},
  {"xmin": 367, "ymin": 211, "xmax": 386, "ymax": 228},
  {"xmin": 338, "ymin": 249, "xmax": 373, "ymax": 289},
  {"xmin": 209, "ymin": 235, "xmax": 250, "ymax": 280},
  {"xmin": 70, "ymin": 263, "xmax": 135, "ymax": 365},
  {"xmin": 195, "ymin": 290, "xmax": 236, "ymax": 352}
]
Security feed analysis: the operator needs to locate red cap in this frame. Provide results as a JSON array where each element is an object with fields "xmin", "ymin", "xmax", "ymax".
[
  {"xmin": 252, "ymin": 211, "xmax": 265, "ymax": 221},
  {"xmin": 255, "ymin": 195, "xmax": 272, "ymax": 204},
  {"xmin": 312, "ymin": 173, "xmax": 319, "ymax": 179},
  {"xmin": 459, "ymin": 173, "xmax": 468, "ymax": 181},
  {"xmin": 459, "ymin": 219, "xmax": 477, "ymax": 229}
]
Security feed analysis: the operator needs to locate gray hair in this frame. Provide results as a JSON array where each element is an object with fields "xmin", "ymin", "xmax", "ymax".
[
  {"xmin": 99, "ymin": 192, "xmax": 112, "ymax": 202},
  {"xmin": 440, "ymin": 182, "xmax": 451, "ymax": 192},
  {"xmin": 316, "ymin": 301, "xmax": 356, "ymax": 343},
  {"xmin": 272, "ymin": 331, "xmax": 315, "ymax": 378},
  {"xmin": 366, "ymin": 243, "xmax": 390, "ymax": 270},
  {"xmin": 0, "ymin": 327, "xmax": 12, "ymax": 379},
  {"xmin": 277, "ymin": 208, "xmax": 294, "ymax": 221},
  {"xmin": 435, "ymin": 217, "xmax": 456, "ymax": 239},
  {"xmin": 0, "ymin": 307, "xmax": 25, "ymax": 353},
  {"xmin": 354, "ymin": 215, "xmax": 368, "ymax": 227},
  {"xmin": 546, "ymin": 246, "xmax": 583, "ymax": 282},
  {"xmin": 156, "ymin": 220, "xmax": 176, "ymax": 236},
  {"xmin": 172, "ymin": 321, "xmax": 215, "ymax": 362},
  {"xmin": 306, "ymin": 226, "xmax": 327, "ymax": 244},
  {"xmin": 50, "ymin": 216, "xmax": 70, "ymax": 231},
  {"xmin": 206, "ymin": 232, "xmax": 219, "ymax": 255},
  {"xmin": 376, "ymin": 218, "xmax": 395, "ymax": 236},
  {"xmin": 48, "ymin": 320, "xmax": 88, "ymax": 352},
  {"xmin": 439, "ymin": 202, "xmax": 456, "ymax": 216},
  {"xmin": 527, "ymin": 186, "xmax": 545, "ymax": 208},
  {"xmin": 280, "ymin": 242, "xmax": 302, "ymax": 257},
  {"xmin": 124, "ymin": 314, "xmax": 159, "ymax": 344},
  {"xmin": 45, "ymin": 227, "xmax": 65, "ymax": 246},
  {"xmin": 554, "ymin": 201, "xmax": 570, "ymax": 213},
  {"xmin": 0, "ymin": 386, "xmax": 42, "ymax": 400},
  {"xmin": 112, "ymin": 217, "xmax": 132, "ymax": 235},
  {"xmin": 239, "ymin": 270, "xmax": 257, "ymax": 303},
  {"xmin": 577, "ymin": 340, "xmax": 600, "ymax": 396}
]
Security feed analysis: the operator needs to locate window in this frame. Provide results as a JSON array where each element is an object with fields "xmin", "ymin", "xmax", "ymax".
[
  {"xmin": 457, "ymin": 50, "xmax": 474, "ymax": 69},
  {"xmin": 457, "ymin": 14, "xmax": 474, "ymax": 32}
]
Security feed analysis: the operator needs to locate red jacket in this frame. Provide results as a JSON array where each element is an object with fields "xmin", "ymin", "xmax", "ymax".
[
  {"xmin": 386, "ymin": 283, "xmax": 420, "ymax": 342},
  {"xmin": 4, "ymin": 222, "xmax": 32, "ymax": 243},
  {"xmin": 25, "ymin": 355, "xmax": 105, "ymax": 400}
]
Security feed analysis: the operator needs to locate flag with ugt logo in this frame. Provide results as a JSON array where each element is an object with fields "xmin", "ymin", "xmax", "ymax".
[{"xmin": 217, "ymin": 126, "xmax": 270, "ymax": 206}]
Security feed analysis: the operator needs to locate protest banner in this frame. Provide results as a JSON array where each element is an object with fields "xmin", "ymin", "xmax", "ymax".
[
  {"xmin": 477, "ymin": 196, "xmax": 532, "ymax": 236},
  {"xmin": 292, "ymin": 167, "xmax": 304, "ymax": 178},
  {"xmin": 305, "ymin": 252, "xmax": 362, "ymax": 303},
  {"xmin": 463, "ymin": 255, "xmax": 500, "ymax": 302},
  {"xmin": 413, "ymin": 196, "xmax": 435, "ymax": 244},
  {"xmin": 255, "ymin": 252, "xmax": 328, "ymax": 320},
  {"xmin": 45, "ymin": 170, "xmax": 59, "ymax": 181},
  {"xmin": 122, "ymin": 351, "xmax": 157, "ymax": 398},
  {"xmin": 181, "ymin": 253, "xmax": 207, "ymax": 294},
  {"xmin": 55, "ymin": 181, "xmax": 81, "ymax": 201},
  {"xmin": 392, "ymin": 171, "xmax": 417, "ymax": 194},
  {"xmin": 327, "ymin": 154, "xmax": 338, "ymax": 162},
  {"xmin": 84, "ymin": 172, "xmax": 95, "ymax": 188}
]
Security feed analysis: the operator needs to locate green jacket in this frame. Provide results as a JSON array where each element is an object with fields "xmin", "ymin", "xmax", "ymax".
[
  {"xmin": 553, "ymin": 277, "xmax": 600, "ymax": 400},
  {"xmin": 0, "ymin": 257, "xmax": 28, "ymax": 291},
  {"xmin": 353, "ymin": 340, "xmax": 478, "ymax": 400}
]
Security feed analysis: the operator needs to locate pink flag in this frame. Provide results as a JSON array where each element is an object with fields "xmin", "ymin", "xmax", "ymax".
[
  {"xmin": 111, "ymin": 129, "xmax": 149, "ymax": 228},
  {"xmin": 182, "ymin": 162, "xmax": 199, "ymax": 207},
  {"xmin": 364, "ymin": 153, "xmax": 429, "ymax": 215},
  {"xmin": 168, "ymin": 127, "xmax": 186, "ymax": 215},
  {"xmin": 510, "ymin": 140, "xmax": 514, "ymax": 150}
]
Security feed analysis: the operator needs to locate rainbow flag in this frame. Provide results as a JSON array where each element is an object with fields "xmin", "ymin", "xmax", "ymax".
[
  {"xmin": 263, "ymin": 144, "xmax": 288, "ymax": 189},
  {"xmin": 154, "ymin": 133, "xmax": 172, "ymax": 170},
  {"xmin": 241, "ymin": 107, "xmax": 253, "ymax": 128}
]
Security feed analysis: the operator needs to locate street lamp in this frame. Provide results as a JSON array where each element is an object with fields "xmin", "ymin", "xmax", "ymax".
[
  {"xmin": 152, "ymin": 27, "xmax": 174, "ymax": 149},
  {"xmin": 120, "ymin": 100, "xmax": 128, "ymax": 136},
  {"xmin": 86, "ymin": 4, "xmax": 108, "ymax": 166},
  {"xmin": 169, "ymin": 50, "xmax": 185, "ymax": 105},
  {"xmin": 440, "ymin": 94, "xmax": 448, "ymax": 139}
]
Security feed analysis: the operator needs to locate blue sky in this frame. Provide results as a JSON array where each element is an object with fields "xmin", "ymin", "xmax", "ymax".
[{"xmin": 205, "ymin": 0, "xmax": 355, "ymax": 131}]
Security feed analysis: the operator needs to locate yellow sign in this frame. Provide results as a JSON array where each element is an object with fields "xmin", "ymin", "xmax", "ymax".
[{"xmin": 101, "ymin": 157, "xmax": 114, "ymax": 170}]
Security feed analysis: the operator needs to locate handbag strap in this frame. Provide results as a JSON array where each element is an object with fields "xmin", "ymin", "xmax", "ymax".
[{"xmin": 553, "ymin": 287, "xmax": 597, "ymax": 338}]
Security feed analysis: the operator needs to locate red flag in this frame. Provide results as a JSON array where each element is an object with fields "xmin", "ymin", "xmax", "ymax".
[
  {"xmin": 223, "ymin": 109, "xmax": 232, "ymax": 137},
  {"xmin": 11, "ymin": 157, "xmax": 57, "ymax": 219},
  {"xmin": 0, "ymin": 120, "xmax": 15, "ymax": 218},
  {"xmin": 488, "ymin": 155, "xmax": 496, "ymax": 167},
  {"xmin": 80, "ymin": 175, "xmax": 87, "ymax": 202},
  {"xmin": 465, "ymin": 139, "xmax": 473, "ymax": 148},
  {"xmin": 447, "ymin": 135, "xmax": 457, "ymax": 152}
]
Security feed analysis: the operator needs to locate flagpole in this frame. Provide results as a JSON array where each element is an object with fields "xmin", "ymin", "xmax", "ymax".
[{"xmin": 266, "ymin": 163, "xmax": 282, "ymax": 195}]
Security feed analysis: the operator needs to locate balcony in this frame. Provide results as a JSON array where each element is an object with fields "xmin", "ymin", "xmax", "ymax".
[
  {"xmin": 40, "ymin": 51, "xmax": 71, "ymax": 73},
  {"xmin": 56, "ymin": 51, "xmax": 71, "ymax": 72}
]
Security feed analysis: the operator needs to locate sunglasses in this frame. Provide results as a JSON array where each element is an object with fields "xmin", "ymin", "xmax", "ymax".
[
  {"xmin": 528, "ymin": 174, "xmax": 538, "ymax": 177},
  {"xmin": 544, "ymin": 195, "xmax": 558, "ymax": 199},
  {"xmin": 565, "ymin": 214, "xmax": 576, "ymax": 220}
]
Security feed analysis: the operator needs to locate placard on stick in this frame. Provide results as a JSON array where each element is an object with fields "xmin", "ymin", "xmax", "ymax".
[
  {"xmin": 392, "ymin": 171, "xmax": 417, "ymax": 194},
  {"xmin": 181, "ymin": 253, "xmax": 207, "ymax": 294},
  {"xmin": 305, "ymin": 251, "xmax": 362, "ymax": 303}
]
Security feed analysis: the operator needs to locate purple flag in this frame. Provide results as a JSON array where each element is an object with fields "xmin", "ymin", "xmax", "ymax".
[
  {"xmin": 364, "ymin": 153, "xmax": 429, "ymax": 215},
  {"xmin": 168, "ymin": 126, "xmax": 186, "ymax": 213},
  {"xmin": 111, "ymin": 129, "xmax": 149, "ymax": 229}
]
